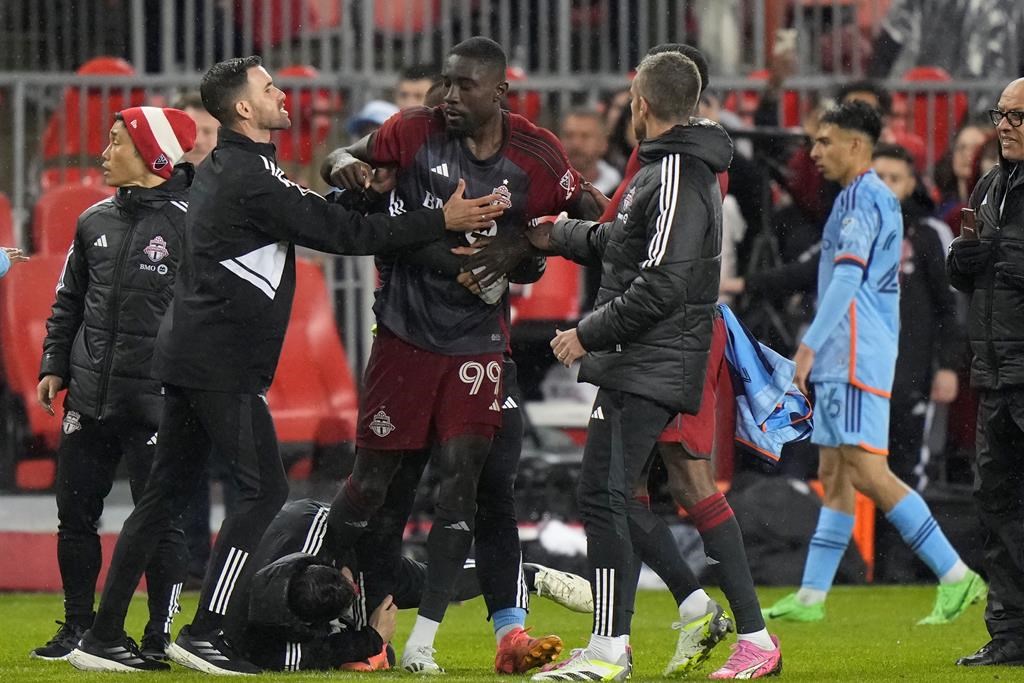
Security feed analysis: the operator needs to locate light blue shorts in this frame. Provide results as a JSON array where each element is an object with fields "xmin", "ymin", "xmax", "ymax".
[{"xmin": 811, "ymin": 382, "xmax": 890, "ymax": 455}]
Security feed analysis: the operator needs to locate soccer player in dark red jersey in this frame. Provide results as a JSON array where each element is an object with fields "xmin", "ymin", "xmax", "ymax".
[{"xmin": 321, "ymin": 37, "xmax": 601, "ymax": 674}]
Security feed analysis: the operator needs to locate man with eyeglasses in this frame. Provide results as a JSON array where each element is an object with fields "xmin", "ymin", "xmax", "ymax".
[{"xmin": 949, "ymin": 77, "xmax": 1024, "ymax": 668}]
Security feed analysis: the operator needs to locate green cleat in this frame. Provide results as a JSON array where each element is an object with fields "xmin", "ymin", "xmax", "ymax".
[
  {"xmin": 663, "ymin": 599, "xmax": 733, "ymax": 676},
  {"xmin": 917, "ymin": 570, "xmax": 987, "ymax": 625},
  {"xmin": 761, "ymin": 592, "xmax": 825, "ymax": 622}
]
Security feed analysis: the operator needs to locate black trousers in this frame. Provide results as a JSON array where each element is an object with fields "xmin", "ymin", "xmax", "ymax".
[
  {"xmin": 888, "ymin": 394, "xmax": 929, "ymax": 491},
  {"xmin": 358, "ymin": 360, "xmax": 527, "ymax": 620},
  {"xmin": 975, "ymin": 388, "xmax": 1024, "ymax": 640},
  {"xmin": 92, "ymin": 384, "xmax": 290, "ymax": 640},
  {"xmin": 55, "ymin": 412, "xmax": 187, "ymax": 635},
  {"xmin": 579, "ymin": 388, "xmax": 675, "ymax": 637}
]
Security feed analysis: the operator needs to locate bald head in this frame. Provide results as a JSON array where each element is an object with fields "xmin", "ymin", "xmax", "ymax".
[{"xmin": 996, "ymin": 77, "xmax": 1024, "ymax": 162}]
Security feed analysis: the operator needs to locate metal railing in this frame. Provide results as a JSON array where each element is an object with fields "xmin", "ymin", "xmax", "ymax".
[{"xmin": 0, "ymin": 0, "xmax": 936, "ymax": 79}]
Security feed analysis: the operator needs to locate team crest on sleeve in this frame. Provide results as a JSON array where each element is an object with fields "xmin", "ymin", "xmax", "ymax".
[
  {"xmin": 62, "ymin": 410, "xmax": 82, "ymax": 435},
  {"xmin": 144, "ymin": 235, "xmax": 170, "ymax": 262},
  {"xmin": 559, "ymin": 169, "xmax": 576, "ymax": 200},
  {"xmin": 370, "ymin": 409, "xmax": 396, "ymax": 437},
  {"xmin": 622, "ymin": 185, "xmax": 636, "ymax": 211},
  {"xmin": 492, "ymin": 179, "xmax": 513, "ymax": 208}
]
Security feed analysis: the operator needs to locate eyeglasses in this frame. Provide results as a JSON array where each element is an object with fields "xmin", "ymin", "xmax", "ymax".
[{"xmin": 988, "ymin": 109, "xmax": 1024, "ymax": 127}]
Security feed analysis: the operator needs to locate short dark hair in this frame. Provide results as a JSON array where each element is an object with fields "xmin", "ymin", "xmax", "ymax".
[
  {"xmin": 872, "ymin": 142, "xmax": 915, "ymax": 166},
  {"xmin": 835, "ymin": 79, "xmax": 892, "ymax": 116},
  {"xmin": 449, "ymin": 36, "xmax": 507, "ymax": 79},
  {"xmin": 288, "ymin": 564, "xmax": 354, "ymax": 623},
  {"xmin": 400, "ymin": 64, "xmax": 438, "ymax": 82},
  {"xmin": 819, "ymin": 100, "xmax": 882, "ymax": 144},
  {"xmin": 173, "ymin": 90, "xmax": 206, "ymax": 112},
  {"xmin": 645, "ymin": 43, "xmax": 710, "ymax": 95},
  {"xmin": 200, "ymin": 55, "xmax": 263, "ymax": 126},
  {"xmin": 634, "ymin": 52, "xmax": 701, "ymax": 121}
]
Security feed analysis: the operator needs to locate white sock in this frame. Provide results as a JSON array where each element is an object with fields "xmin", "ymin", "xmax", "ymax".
[
  {"xmin": 586, "ymin": 633, "xmax": 628, "ymax": 662},
  {"xmin": 939, "ymin": 559, "xmax": 969, "ymax": 585},
  {"xmin": 796, "ymin": 587, "xmax": 828, "ymax": 606},
  {"xmin": 404, "ymin": 615, "xmax": 441, "ymax": 652},
  {"xmin": 678, "ymin": 589, "xmax": 713, "ymax": 624},
  {"xmin": 737, "ymin": 629, "xmax": 775, "ymax": 651}
]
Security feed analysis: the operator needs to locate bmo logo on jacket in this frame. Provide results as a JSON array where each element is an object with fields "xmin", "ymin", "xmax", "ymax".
[{"xmin": 139, "ymin": 236, "xmax": 170, "ymax": 275}]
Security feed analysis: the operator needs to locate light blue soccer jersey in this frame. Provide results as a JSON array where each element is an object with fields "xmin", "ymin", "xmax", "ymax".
[{"xmin": 809, "ymin": 169, "xmax": 902, "ymax": 395}]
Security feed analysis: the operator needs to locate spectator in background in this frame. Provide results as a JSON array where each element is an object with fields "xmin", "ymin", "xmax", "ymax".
[
  {"xmin": 936, "ymin": 116, "xmax": 997, "ymax": 226},
  {"xmin": 836, "ymin": 80, "xmax": 927, "ymax": 169},
  {"xmin": 393, "ymin": 64, "xmax": 436, "ymax": 110},
  {"xmin": 869, "ymin": 0, "xmax": 1024, "ymax": 81},
  {"xmin": 173, "ymin": 91, "xmax": 219, "ymax": 166},
  {"xmin": 560, "ymin": 108, "xmax": 621, "ymax": 196},
  {"xmin": 0, "ymin": 247, "xmax": 27, "ymax": 278},
  {"xmin": 346, "ymin": 100, "xmax": 399, "ymax": 142},
  {"xmin": 871, "ymin": 143, "xmax": 962, "ymax": 491},
  {"xmin": 950, "ymin": 77, "xmax": 1024, "ymax": 668}
]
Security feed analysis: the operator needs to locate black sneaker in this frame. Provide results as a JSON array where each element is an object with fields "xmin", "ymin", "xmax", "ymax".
[
  {"xmin": 167, "ymin": 624, "xmax": 260, "ymax": 675},
  {"xmin": 66, "ymin": 629, "xmax": 171, "ymax": 672},
  {"xmin": 140, "ymin": 632, "xmax": 171, "ymax": 662},
  {"xmin": 30, "ymin": 620, "xmax": 88, "ymax": 660}
]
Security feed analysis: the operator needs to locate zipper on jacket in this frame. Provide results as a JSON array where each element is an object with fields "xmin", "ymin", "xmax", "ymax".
[
  {"xmin": 985, "ymin": 197, "xmax": 1002, "ymax": 388},
  {"xmin": 95, "ymin": 216, "xmax": 140, "ymax": 419}
]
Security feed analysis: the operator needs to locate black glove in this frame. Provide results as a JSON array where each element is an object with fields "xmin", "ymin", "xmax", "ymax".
[
  {"xmin": 949, "ymin": 238, "xmax": 992, "ymax": 275},
  {"xmin": 995, "ymin": 261, "xmax": 1024, "ymax": 290}
]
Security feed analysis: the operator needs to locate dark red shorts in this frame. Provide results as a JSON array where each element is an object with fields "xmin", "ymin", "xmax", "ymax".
[
  {"xmin": 659, "ymin": 316, "xmax": 734, "ymax": 459},
  {"xmin": 356, "ymin": 328, "xmax": 503, "ymax": 450}
]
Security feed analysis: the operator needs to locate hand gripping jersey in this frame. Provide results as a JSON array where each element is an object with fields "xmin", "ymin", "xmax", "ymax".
[
  {"xmin": 811, "ymin": 169, "xmax": 903, "ymax": 395},
  {"xmin": 370, "ymin": 106, "xmax": 582, "ymax": 355}
]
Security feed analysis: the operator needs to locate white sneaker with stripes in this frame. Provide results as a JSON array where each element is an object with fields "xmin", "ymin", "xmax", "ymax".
[
  {"xmin": 402, "ymin": 645, "xmax": 445, "ymax": 675},
  {"xmin": 530, "ymin": 648, "xmax": 629, "ymax": 681},
  {"xmin": 530, "ymin": 564, "xmax": 594, "ymax": 613}
]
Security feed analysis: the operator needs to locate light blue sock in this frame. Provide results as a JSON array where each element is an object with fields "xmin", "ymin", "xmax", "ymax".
[
  {"xmin": 886, "ymin": 491, "xmax": 959, "ymax": 578},
  {"xmin": 493, "ymin": 607, "xmax": 527, "ymax": 643},
  {"xmin": 800, "ymin": 507, "xmax": 855, "ymax": 592}
]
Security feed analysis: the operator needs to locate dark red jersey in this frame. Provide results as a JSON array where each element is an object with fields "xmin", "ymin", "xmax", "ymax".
[{"xmin": 370, "ymin": 106, "xmax": 581, "ymax": 354}]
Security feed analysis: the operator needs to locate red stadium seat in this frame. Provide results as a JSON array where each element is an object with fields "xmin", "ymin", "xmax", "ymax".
[
  {"xmin": 39, "ymin": 57, "xmax": 146, "ymax": 191},
  {"xmin": 274, "ymin": 65, "xmax": 341, "ymax": 165},
  {"xmin": 510, "ymin": 257, "xmax": 581, "ymax": 325},
  {"xmin": 893, "ymin": 66, "xmax": 968, "ymax": 164},
  {"xmin": 267, "ymin": 258, "xmax": 358, "ymax": 448},
  {"xmin": 0, "ymin": 192, "xmax": 14, "ymax": 248},
  {"xmin": 723, "ymin": 69, "xmax": 802, "ymax": 128},
  {"xmin": 232, "ymin": 0, "xmax": 342, "ymax": 49},
  {"xmin": 32, "ymin": 184, "xmax": 114, "ymax": 255},
  {"xmin": 505, "ymin": 66, "xmax": 542, "ymax": 124},
  {"xmin": 0, "ymin": 256, "xmax": 68, "ymax": 458},
  {"xmin": 373, "ymin": 0, "xmax": 440, "ymax": 33}
]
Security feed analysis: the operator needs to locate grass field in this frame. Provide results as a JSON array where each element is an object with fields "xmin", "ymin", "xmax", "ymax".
[{"xmin": 0, "ymin": 586, "xmax": 1005, "ymax": 682}]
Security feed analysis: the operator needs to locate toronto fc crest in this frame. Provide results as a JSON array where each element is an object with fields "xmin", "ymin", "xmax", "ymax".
[
  {"xmin": 370, "ymin": 409, "xmax": 396, "ymax": 437},
  {"xmin": 144, "ymin": 235, "xmax": 169, "ymax": 262}
]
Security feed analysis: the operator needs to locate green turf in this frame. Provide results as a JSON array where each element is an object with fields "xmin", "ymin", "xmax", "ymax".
[{"xmin": 0, "ymin": 586, "xmax": 1004, "ymax": 681}]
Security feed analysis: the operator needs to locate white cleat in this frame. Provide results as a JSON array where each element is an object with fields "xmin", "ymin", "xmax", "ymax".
[
  {"xmin": 530, "ymin": 564, "xmax": 594, "ymax": 613},
  {"xmin": 402, "ymin": 645, "xmax": 446, "ymax": 675}
]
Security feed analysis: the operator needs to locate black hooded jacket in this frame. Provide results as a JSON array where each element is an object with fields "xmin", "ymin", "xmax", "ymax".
[
  {"xmin": 551, "ymin": 120, "xmax": 732, "ymax": 413},
  {"xmin": 39, "ymin": 165, "xmax": 192, "ymax": 424},
  {"xmin": 153, "ymin": 128, "xmax": 445, "ymax": 394},
  {"xmin": 948, "ymin": 157, "xmax": 1024, "ymax": 389}
]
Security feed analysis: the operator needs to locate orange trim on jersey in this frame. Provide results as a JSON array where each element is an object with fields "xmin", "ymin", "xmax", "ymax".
[
  {"xmin": 834, "ymin": 253, "xmax": 867, "ymax": 267},
  {"xmin": 735, "ymin": 437, "xmax": 781, "ymax": 462},
  {"xmin": 847, "ymin": 301, "xmax": 893, "ymax": 398},
  {"xmin": 857, "ymin": 442, "xmax": 889, "ymax": 456}
]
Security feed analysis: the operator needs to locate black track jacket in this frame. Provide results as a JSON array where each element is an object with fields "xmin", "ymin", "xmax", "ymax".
[{"xmin": 153, "ymin": 128, "xmax": 445, "ymax": 393}]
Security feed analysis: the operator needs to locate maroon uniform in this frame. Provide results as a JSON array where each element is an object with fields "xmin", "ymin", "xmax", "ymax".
[{"xmin": 355, "ymin": 106, "xmax": 582, "ymax": 449}]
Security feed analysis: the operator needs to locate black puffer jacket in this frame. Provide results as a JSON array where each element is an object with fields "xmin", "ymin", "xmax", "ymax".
[
  {"xmin": 39, "ymin": 166, "xmax": 192, "ymax": 424},
  {"xmin": 552, "ymin": 121, "xmax": 732, "ymax": 414},
  {"xmin": 948, "ymin": 158, "xmax": 1024, "ymax": 389}
]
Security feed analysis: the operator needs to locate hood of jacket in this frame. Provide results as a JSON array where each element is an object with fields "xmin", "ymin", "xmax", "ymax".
[
  {"xmin": 638, "ymin": 118, "xmax": 733, "ymax": 174},
  {"xmin": 114, "ymin": 163, "xmax": 193, "ymax": 216}
]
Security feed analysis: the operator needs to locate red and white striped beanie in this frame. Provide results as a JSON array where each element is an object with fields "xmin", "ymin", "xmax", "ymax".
[{"xmin": 118, "ymin": 106, "xmax": 197, "ymax": 179}]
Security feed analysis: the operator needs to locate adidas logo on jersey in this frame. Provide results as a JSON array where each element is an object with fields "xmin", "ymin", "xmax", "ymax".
[
  {"xmin": 430, "ymin": 163, "xmax": 450, "ymax": 177},
  {"xmin": 591, "ymin": 406, "xmax": 605, "ymax": 420},
  {"xmin": 489, "ymin": 399, "xmax": 502, "ymax": 412},
  {"xmin": 94, "ymin": 234, "xmax": 108, "ymax": 248},
  {"xmin": 146, "ymin": 433, "xmax": 158, "ymax": 446},
  {"xmin": 444, "ymin": 520, "xmax": 471, "ymax": 532},
  {"xmin": 502, "ymin": 396, "xmax": 518, "ymax": 410}
]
